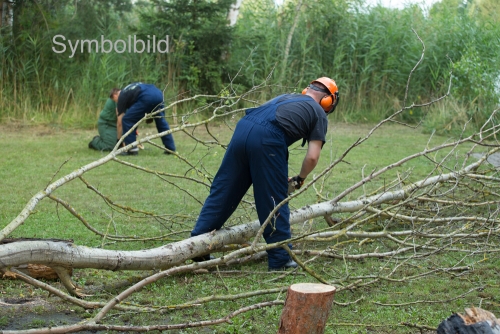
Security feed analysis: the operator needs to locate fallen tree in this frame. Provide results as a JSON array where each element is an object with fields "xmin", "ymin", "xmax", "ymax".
[{"xmin": 2, "ymin": 148, "xmax": 498, "ymax": 272}]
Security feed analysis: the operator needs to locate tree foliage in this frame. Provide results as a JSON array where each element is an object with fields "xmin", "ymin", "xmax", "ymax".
[{"xmin": 136, "ymin": 0, "xmax": 234, "ymax": 94}]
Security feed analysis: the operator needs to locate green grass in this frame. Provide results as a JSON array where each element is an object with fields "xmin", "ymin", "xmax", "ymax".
[{"xmin": 1, "ymin": 121, "xmax": 499, "ymax": 333}]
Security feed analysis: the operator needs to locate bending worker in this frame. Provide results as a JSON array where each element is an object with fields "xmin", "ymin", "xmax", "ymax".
[
  {"xmin": 117, "ymin": 82, "xmax": 176, "ymax": 155},
  {"xmin": 88, "ymin": 88, "xmax": 120, "ymax": 151},
  {"xmin": 190, "ymin": 77, "xmax": 339, "ymax": 271}
]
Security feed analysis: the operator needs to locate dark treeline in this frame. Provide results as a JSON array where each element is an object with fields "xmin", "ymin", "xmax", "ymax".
[{"xmin": 0, "ymin": 0, "xmax": 498, "ymax": 132}]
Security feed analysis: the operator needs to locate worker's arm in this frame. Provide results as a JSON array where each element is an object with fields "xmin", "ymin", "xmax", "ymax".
[
  {"xmin": 117, "ymin": 113, "xmax": 124, "ymax": 140},
  {"xmin": 298, "ymin": 140, "xmax": 323, "ymax": 179}
]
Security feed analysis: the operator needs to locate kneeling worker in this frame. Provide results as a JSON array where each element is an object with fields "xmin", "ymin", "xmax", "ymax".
[
  {"xmin": 88, "ymin": 88, "xmax": 120, "ymax": 151},
  {"xmin": 190, "ymin": 77, "xmax": 339, "ymax": 271}
]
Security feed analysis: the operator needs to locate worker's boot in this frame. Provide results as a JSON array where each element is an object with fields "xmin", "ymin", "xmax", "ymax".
[
  {"xmin": 120, "ymin": 147, "xmax": 139, "ymax": 156},
  {"xmin": 268, "ymin": 260, "xmax": 298, "ymax": 272},
  {"xmin": 192, "ymin": 254, "xmax": 215, "ymax": 262}
]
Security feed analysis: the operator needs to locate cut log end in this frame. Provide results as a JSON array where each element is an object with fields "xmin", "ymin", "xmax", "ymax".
[{"xmin": 289, "ymin": 283, "xmax": 336, "ymax": 294}]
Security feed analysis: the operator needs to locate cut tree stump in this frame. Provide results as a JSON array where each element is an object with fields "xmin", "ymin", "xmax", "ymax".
[
  {"xmin": 437, "ymin": 306, "xmax": 500, "ymax": 334},
  {"xmin": 278, "ymin": 283, "xmax": 336, "ymax": 334}
]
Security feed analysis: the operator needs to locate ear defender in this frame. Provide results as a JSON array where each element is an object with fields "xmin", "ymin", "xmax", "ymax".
[
  {"xmin": 302, "ymin": 87, "xmax": 308, "ymax": 95},
  {"xmin": 319, "ymin": 95, "xmax": 333, "ymax": 111},
  {"xmin": 327, "ymin": 91, "xmax": 339, "ymax": 114}
]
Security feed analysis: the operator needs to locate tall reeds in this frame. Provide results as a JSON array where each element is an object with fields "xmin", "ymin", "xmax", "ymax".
[
  {"xmin": 0, "ymin": 0, "xmax": 498, "ymax": 132},
  {"xmin": 229, "ymin": 0, "xmax": 500, "ymax": 130}
]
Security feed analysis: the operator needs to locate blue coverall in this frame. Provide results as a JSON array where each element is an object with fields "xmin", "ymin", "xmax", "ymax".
[
  {"xmin": 121, "ymin": 83, "xmax": 176, "ymax": 151},
  {"xmin": 191, "ymin": 96, "xmax": 310, "ymax": 269}
]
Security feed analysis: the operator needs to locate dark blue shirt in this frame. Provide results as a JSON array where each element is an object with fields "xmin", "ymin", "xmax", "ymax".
[
  {"xmin": 274, "ymin": 94, "xmax": 328, "ymax": 147},
  {"xmin": 117, "ymin": 82, "xmax": 143, "ymax": 115}
]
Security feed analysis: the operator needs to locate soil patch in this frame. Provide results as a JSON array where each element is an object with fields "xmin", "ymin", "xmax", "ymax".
[{"xmin": 0, "ymin": 298, "xmax": 95, "ymax": 333}]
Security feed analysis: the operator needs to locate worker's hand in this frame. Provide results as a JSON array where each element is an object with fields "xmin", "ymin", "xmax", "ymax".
[
  {"xmin": 288, "ymin": 175, "xmax": 305, "ymax": 194},
  {"xmin": 146, "ymin": 118, "xmax": 154, "ymax": 124}
]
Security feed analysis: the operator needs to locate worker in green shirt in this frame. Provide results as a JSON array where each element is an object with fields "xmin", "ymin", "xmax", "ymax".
[{"xmin": 89, "ymin": 88, "xmax": 120, "ymax": 151}]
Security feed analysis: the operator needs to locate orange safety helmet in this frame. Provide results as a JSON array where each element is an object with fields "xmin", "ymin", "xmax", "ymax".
[{"xmin": 302, "ymin": 77, "xmax": 339, "ymax": 114}]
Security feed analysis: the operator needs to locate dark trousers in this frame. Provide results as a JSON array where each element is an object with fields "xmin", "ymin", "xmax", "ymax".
[
  {"xmin": 191, "ymin": 117, "xmax": 292, "ymax": 269},
  {"xmin": 90, "ymin": 120, "xmax": 116, "ymax": 151},
  {"xmin": 122, "ymin": 84, "xmax": 176, "ymax": 151}
]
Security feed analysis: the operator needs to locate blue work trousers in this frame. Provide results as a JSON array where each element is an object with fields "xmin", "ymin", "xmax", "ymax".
[
  {"xmin": 191, "ymin": 97, "xmax": 307, "ymax": 269},
  {"xmin": 122, "ymin": 84, "xmax": 176, "ymax": 151}
]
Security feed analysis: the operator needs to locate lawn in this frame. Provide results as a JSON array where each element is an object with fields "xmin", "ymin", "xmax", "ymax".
[{"xmin": 1, "ymin": 120, "xmax": 499, "ymax": 333}]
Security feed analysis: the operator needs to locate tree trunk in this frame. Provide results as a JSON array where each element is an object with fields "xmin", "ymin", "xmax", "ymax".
[
  {"xmin": 0, "ymin": 156, "xmax": 487, "ymax": 272},
  {"xmin": 0, "ymin": 225, "xmax": 256, "ymax": 270},
  {"xmin": 1, "ymin": 238, "xmax": 73, "ymax": 279},
  {"xmin": 0, "ymin": 1, "xmax": 4, "ymax": 26},
  {"xmin": 278, "ymin": 283, "xmax": 336, "ymax": 334},
  {"xmin": 279, "ymin": 0, "xmax": 304, "ymax": 84},
  {"xmin": 227, "ymin": 0, "xmax": 243, "ymax": 26},
  {"xmin": 1, "ymin": 0, "xmax": 13, "ymax": 27}
]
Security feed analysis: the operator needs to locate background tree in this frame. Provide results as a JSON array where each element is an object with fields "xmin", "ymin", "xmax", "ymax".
[{"xmin": 136, "ymin": 0, "xmax": 234, "ymax": 95}]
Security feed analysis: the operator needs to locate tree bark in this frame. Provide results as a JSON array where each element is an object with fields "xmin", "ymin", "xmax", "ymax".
[
  {"xmin": 0, "ymin": 1, "xmax": 4, "ymax": 26},
  {"xmin": 0, "ymin": 0, "xmax": 13, "ymax": 27},
  {"xmin": 0, "ymin": 224, "xmax": 257, "ymax": 270},
  {"xmin": 279, "ymin": 0, "xmax": 304, "ymax": 84},
  {"xmin": 278, "ymin": 283, "xmax": 336, "ymax": 334},
  {"xmin": 227, "ymin": 0, "xmax": 243, "ymax": 26}
]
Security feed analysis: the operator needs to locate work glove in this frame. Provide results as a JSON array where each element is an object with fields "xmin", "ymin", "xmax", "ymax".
[
  {"xmin": 288, "ymin": 175, "xmax": 305, "ymax": 194},
  {"xmin": 144, "ymin": 111, "xmax": 155, "ymax": 124}
]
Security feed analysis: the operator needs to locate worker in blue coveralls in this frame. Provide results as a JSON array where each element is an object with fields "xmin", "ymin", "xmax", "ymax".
[
  {"xmin": 116, "ymin": 82, "xmax": 176, "ymax": 155},
  {"xmin": 190, "ymin": 77, "xmax": 339, "ymax": 271}
]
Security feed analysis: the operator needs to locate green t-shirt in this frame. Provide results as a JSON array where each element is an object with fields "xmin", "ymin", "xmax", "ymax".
[{"xmin": 98, "ymin": 98, "xmax": 117, "ymax": 125}]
